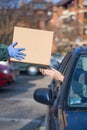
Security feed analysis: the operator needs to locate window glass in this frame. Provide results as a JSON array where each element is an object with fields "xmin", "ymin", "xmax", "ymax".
[
  {"xmin": 68, "ymin": 55, "xmax": 87, "ymax": 107},
  {"xmin": 83, "ymin": 28, "xmax": 87, "ymax": 35},
  {"xmin": 59, "ymin": 51, "xmax": 72, "ymax": 75},
  {"xmin": 84, "ymin": 12, "xmax": 87, "ymax": 18},
  {"xmin": 83, "ymin": 0, "xmax": 87, "ymax": 6},
  {"xmin": 33, "ymin": 3, "xmax": 46, "ymax": 9}
]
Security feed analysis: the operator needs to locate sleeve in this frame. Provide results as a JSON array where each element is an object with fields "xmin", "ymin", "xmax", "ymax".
[{"xmin": 0, "ymin": 44, "xmax": 9, "ymax": 61}]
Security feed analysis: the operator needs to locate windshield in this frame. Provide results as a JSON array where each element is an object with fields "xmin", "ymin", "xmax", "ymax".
[{"xmin": 68, "ymin": 55, "xmax": 87, "ymax": 108}]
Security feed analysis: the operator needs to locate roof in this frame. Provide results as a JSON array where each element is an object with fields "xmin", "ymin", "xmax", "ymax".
[{"xmin": 73, "ymin": 46, "xmax": 87, "ymax": 57}]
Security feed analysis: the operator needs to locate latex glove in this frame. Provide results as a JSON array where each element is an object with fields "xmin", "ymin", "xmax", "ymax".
[{"xmin": 7, "ymin": 42, "xmax": 26, "ymax": 60}]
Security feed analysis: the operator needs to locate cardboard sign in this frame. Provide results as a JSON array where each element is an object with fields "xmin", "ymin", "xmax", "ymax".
[{"xmin": 12, "ymin": 26, "xmax": 54, "ymax": 66}]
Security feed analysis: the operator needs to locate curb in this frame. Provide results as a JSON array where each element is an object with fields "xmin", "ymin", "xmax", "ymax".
[
  {"xmin": 39, "ymin": 126, "xmax": 45, "ymax": 130},
  {"xmin": 37, "ymin": 118, "xmax": 45, "ymax": 130}
]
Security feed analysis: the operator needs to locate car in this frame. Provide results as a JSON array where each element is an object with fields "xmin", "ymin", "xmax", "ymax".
[
  {"xmin": 50, "ymin": 57, "xmax": 60, "ymax": 69},
  {"xmin": 10, "ymin": 61, "xmax": 46, "ymax": 76},
  {"xmin": 27, "ymin": 57, "xmax": 59, "ymax": 75},
  {"xmin": 52, "ymin": 52, "xmax": 64, "ymax": 63},
  {"xmin": 34, "ymin": 46, "xmax": 87, "ymax": 130},
  {"xmin": 0, "ymin": 61, "xmax": 15, "ymax": 87},
  {"xmin": 10, "ymin": 61, "xmax": 38, "ymax": 76},
  {"xmin": 10, "ymin": 57, "xmax": 59, "ymax": 76}
]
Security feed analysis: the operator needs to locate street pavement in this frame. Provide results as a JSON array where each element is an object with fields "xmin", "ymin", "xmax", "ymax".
[{"xmin": 0, "ymin": 74, "xmax": 51, "ymax": 130}]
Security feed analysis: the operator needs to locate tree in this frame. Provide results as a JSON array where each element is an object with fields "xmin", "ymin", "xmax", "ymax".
[{"xmin": 0, "ymin": 0, "xmax": 31, "ymax": 44}]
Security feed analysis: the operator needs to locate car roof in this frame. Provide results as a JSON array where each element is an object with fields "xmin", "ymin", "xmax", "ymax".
[{"xmin": 71, "ymin": 46, "xmax": 87, "ymax": 56}]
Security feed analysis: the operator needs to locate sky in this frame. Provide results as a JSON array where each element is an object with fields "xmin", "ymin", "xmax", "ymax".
[
  {"xmin": 24, "ymin": 0, "xmax": 61, "ymax": 4},
  {"xmin": 46, "ymin": 0, "xmax": 62, "ymax": 4}
]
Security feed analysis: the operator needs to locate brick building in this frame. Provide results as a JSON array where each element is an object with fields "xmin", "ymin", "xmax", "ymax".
[
  {"xmin": 23, "ymin": 0, "xmax": 87, "ymax": 52},
  {"xmin": 0, "ymin": 0, "xmax": 86, "ymax": 52},
  {"xmin": 49, "ymin": 0, "xmax": 87, "ymax": 50}
]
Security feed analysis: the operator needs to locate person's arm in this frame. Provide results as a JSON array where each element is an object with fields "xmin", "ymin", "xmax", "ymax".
[
  {"xmin": 39, "ymin": 68, "xmax": 64, "ymax": 82},
  {"xmin": 0, "ymin": 47, "xmax": 9, "ymax": 61},
  {"xmin": 0, "ymin": 42, "xmax": 26, "ymax": 61},
  {"xmin": 0, "ymin": 43, "xmax": 9, "ymax": 61},
  {"xmin": 7, "ymin": 42, "xmax": 26, "ymax": 60}
]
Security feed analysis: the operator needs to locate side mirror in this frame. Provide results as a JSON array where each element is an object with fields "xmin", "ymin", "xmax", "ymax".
[{"xmin": 33, "ymin": 88, "xmax": 53, "ymax": 106}]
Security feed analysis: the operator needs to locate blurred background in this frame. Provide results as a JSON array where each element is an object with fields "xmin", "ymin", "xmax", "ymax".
[
  {"xmin": 0, "ymin": 0, "xmax": 87, "ymax": 76},
  {"xmin": 0, "ymin": 0, "xmax": 87, "ymax": 53}
]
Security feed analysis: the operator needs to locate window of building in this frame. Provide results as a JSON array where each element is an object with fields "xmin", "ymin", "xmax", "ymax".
[
  {"xmin": 83, "ymin": 0, "xmax": 87, "ymax": 6},
  {"xmin": 33, "ymin": 3, "xmax": 46, "ymax": 10},
  {"xmin": 84, "ymin": 12, "xmax": 87, "ymax": 18},
  {"xmin": 83, "ymin": 28, "xmax": 87, "ymax": 35}
]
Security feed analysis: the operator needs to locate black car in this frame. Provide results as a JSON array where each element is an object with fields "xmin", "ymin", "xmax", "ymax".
[{"xmin": 34, "ymin": 46, "xmax": 87, "ymax": 130}]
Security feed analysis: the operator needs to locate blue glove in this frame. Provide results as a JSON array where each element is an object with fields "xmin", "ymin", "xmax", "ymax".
[{"xmin": 7, "ymin": 42, "xmax": 26, "ymax": 60}]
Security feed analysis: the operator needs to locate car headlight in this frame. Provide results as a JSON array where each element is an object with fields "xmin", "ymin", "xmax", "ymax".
[
  {"xmin": 2, "ymin": 69, "xmax": 8, "ymax": 74},
  {"xmin": 29, "ymin": 66, "xmax": 38, "ymax": 72},
  {"xmin": 27, "ymin": 66, "xmax": 38, "ymax": 76}
]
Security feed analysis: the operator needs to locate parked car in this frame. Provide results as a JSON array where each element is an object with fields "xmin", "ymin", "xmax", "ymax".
[
  {"xmin": 0, "ymin": 61, "xmax": 15, "ymax": 87},
  {"xmin": 34, "ymin": 46, "xmax": 87, "ymax": 130},
  {"xmin": 50, "ymin": 56, "xmax": 59, "ymax": 70},
  {"xmin": 10, "ymin": 57, "xmax": 59, "ymax": 76},
  {"xmin": 52, "ymin": 52, "xmax": 64, "ymax": 63}
]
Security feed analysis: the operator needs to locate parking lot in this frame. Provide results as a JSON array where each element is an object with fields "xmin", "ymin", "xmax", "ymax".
[{"xmin": 0, "ymin": 74, "xmax": 51, "ymax": 130}]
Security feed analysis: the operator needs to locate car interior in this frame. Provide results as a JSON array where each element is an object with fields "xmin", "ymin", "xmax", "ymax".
[{"xmin": 68, "ymin": 55, "xmax": 87, "ymax": 107}]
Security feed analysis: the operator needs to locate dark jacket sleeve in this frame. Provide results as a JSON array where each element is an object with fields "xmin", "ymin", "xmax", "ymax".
[{"xmin": 0, "ymin": 44, "xmax": 9, "ymax": 61}]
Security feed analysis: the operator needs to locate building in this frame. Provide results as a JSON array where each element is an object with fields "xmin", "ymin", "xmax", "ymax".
[
  {"xmin": 19, "ymin": 0, "xmax": 87, "ymax": 52},
  {"xmin": 50, "ymin": 0, "xmax": 87, "ymax": 49},
  {"xmin": 0, "ymin": 0, "xmax": 86, "ymax": 52}
]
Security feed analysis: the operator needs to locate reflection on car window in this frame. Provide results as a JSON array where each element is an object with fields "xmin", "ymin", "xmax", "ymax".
[{"xmin": 68, "ymin": 55, "xmax": 87, "ymax": 107}]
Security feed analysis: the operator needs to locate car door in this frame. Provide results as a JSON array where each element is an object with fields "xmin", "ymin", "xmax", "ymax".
[
  {"xmin": 59, "ymin": 54, "xmax": 87, "ymax": 130},
  {"xmin": 46, "ymin": 51, "xmax": 73, "ymax": 130}
]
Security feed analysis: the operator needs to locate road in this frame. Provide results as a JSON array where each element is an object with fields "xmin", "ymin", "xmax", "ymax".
[{"xmin": 0, "ymin": 74, "xmax": 51, "ymax": 130}]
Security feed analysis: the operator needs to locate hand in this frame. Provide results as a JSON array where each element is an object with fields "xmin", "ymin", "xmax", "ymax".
[
  {"xmin": 7, "ymin": 42, "xmax": 26, "ymax": 60},
  {"xmin": 39, "ymin": 68, "xmax": 64, "ymax": 82}
]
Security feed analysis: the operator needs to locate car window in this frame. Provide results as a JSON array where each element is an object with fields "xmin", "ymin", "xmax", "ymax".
[
  {"xmin": 68, "ymin": 55, "xmax": 87, "ymax": 108},
  {"xmin": 49, "ymin": 50, "xmax": 73, "ymax": 103},
  {"xmin": 58, "ymin": 51, "xmax": 72, "ymax": 75},
  {"xmin": 51, "ymin": 51, "xmax": 73, "ymax": 100}
]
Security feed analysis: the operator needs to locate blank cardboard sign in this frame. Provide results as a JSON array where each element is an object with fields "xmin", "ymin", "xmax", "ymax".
[{"xmin": 12, "ymin": 26, "xmax": 54, "ymax": 66}]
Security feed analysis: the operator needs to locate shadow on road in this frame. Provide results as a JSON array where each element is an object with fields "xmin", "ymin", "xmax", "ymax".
[{"xmin": 20, "ymin": 115, "xmax": 45, "ymax": 130}]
